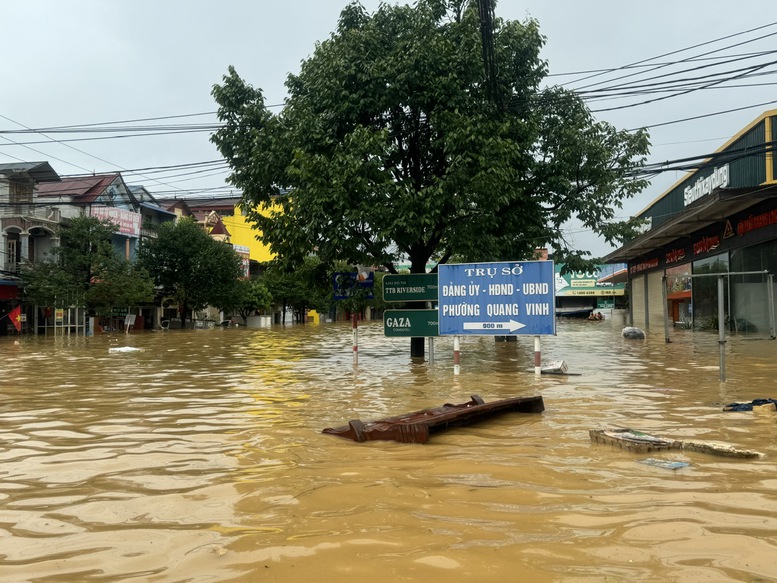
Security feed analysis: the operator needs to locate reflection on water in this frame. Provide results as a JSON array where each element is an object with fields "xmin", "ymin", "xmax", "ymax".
[{"xmin": 2, "ymin": 317, "xmax": 777, "ymax": 582}]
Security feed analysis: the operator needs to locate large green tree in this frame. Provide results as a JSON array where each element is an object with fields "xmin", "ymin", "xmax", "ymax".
[
  {"xmin": 21, "ymin": 215, "xmax": 154, "ymax": 316},
  {"xmin": 222, "ymin": 278, "xmax": 274, "ymax": 324},
  {"xmin": 262, "ymin": 256, "xmax": 333, "ymax": 324},
  {"xmin": 211, "ymin": 0, "xmax": 649, "ymax": 276},
  {"xmin": 137, "ymin": 218, "xmax": 244, "ymax": 328}
]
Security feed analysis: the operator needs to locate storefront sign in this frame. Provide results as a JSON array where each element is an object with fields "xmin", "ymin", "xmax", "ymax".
[
  {"xmin": 233, "ymin": 244, "xmax": 250, "ymax": 278},
  {"xmin": 560, "ymin": 289, "xmax": 624, "ymax": 296},
  {"xmin": 333, "ymin": 271, "xmax": 374, "ymax": 300},
  {"xmin": 683, "ymin": 164, "xmax": 729, "ymax": 206},
  {"xmin": 630, "ymin": 258, "xmax": 659, "ymax": 275},
  {"xmin": 92, "ymin": 205, "xmax": 141, "ymax": 237},
  {"xmin": 693, "ymin": 235, "xmax": 720, "ymax": 256},
  {"xmin": 665, "ymin": 248, "xmax": 686, "ymax": 264},
  {"xmin": 737, "ymin": 209, "xmax": 777, "ymax": 237},
  {"xmin": 554, "ymin": 264, "xmax": 626, "ymax": 297}
]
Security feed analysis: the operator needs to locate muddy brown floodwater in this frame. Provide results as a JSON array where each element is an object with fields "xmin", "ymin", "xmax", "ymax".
[{"xmin": 2, "ymin": 315, "xmax": 777, "ymax": 582}]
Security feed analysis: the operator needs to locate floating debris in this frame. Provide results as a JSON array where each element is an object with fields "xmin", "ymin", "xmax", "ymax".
[
  {"xmin": 590, "ymin": 428, "xmax": 762, "ymax": 459},
  {"xmin": 723, "ymin": 399, "xmax": 777, "ymax": 412},
  {"xmin": 323, "ymin": 395, "xmax": 544, "ymax": 444},
  {"xmin": 622, "ymin": 327, "xmax": 646, "ymax": 340},
  {"xmin": 541, "ymin": 360, "xmax": 568, "ymax": 374},
  {"xmin": 639, "ymin": 458, "xmax": 690, "ymax": 470}
]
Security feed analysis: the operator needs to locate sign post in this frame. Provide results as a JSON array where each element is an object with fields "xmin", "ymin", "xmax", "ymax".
[
  {"xmin": 438, "ymin": 261, "xmax": 556, "ymax": 374},
  {"xmin": 438, "ymin": 261, "xmax": 555, "ymax": 336},
  {"xmin": 352, "ymin": 312, "xmax": 358, "ymax": 365},
  {"xmin": 382, "ymin": 275, "xmax": 439, "ymax": 355},
  {"xmin": 382, "ymin": 274, "xmax": 438, "ymax": 302},
  {"xmin": 383, "ymin": 309, "xmax": 439, "ymax": 337}
]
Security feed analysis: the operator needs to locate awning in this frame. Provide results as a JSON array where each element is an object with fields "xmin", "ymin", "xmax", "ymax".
[
  {"xmin": 605, "ymin": 184, "xmax": 777, "ymax": 264},
  {"xmin": 667, "ymin": 290, "xmax": 692, "ymax": 301}
]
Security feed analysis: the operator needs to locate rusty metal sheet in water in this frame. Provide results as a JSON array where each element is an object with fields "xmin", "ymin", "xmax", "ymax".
[{"xmin": 322, "ymin": 394, "xmax": 545, "ymax": 444}]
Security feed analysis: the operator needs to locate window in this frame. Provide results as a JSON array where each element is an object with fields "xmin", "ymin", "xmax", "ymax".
[
  {"xmin": 9, "ymin": 180, "xmax": 33, "ymax": 203},
  {"xmin": 692, "ymin": 252, "xmax": 729, "ymax": 329}
]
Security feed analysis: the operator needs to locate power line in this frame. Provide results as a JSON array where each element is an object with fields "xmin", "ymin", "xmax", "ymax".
[
  {"xmin": 591, "ymin": 59, "xmax": 777, "ymax": 113},
  {"xmin": 60, "ymin": 159, "xmax": 226, "ymax": 177},
  {"xmin": 562, "ymin": 21, "xmax": 777, "ymax": 89},
  {"xmin": 630, "ymin": 98, "xmax": 777, "ymax": 131}
]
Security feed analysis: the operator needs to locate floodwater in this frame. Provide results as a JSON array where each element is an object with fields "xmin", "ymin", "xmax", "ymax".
[{"xmin": 2, "ymin": 315, "xmax": 777, "ymax": 583}]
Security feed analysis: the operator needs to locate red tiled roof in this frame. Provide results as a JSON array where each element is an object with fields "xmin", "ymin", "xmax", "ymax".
[
  {"xmin": 209, "ymin": 220, "xmax": 231, "ymax": 237},
  {"xmin": 37, "ymin": 174, "xmax": 120, "ymax": 203}
]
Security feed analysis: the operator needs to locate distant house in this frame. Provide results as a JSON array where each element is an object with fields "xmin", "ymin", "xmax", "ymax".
[
  {"xmin": 0, "ymin": 161, "xmax": 62, "ymax": 276},
  {"xmin": 128, "ymin": 185, "xmax": 177, "ymax": 241},
  {"xmin": 185, "ymin": 196, "xmax": 275, "ymax": 276},
  {"xmin": 37, "ymin": 173, "xmax": 141, "ymax": 260},
  {"xmin": 0, "ymin": 162, "xmax": 62, "ymax": 333},
  {"xmin": 153, "ymin": 197, "xmax": 196, "ymax": 222}
]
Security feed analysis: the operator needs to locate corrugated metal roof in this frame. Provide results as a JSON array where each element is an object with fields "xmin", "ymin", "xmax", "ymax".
[
  {"xmin": 154, "ymin": 198, "xmax": 195, "ymax": 215},
  {"xmin": 186, "ymin": 197, "xmax": 242, "ymax": 209},
  {"xmin": 0, "ymin": 161, "xmax": 60, "ymax": 183},
  {"xmin": 38, "ymin": 174, "xmax": 120, "ymax": 203},
  {"xmin": 139, "ymin": 202, "xmax": 176, "ymax": 217},
  {"xmin": 604, "ymin": 185, "xmax": 777, "ymax": 264}
]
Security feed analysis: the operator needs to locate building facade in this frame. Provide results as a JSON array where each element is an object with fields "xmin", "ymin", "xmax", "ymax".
[{"xmin": 607, "ymin": 109, "xmax": 777, "ymax": 335}]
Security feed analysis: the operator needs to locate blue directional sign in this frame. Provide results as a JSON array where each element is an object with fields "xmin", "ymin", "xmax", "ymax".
[{"xmin": 438, "ymin": 261, "xmax": 556, "ymax": 336}]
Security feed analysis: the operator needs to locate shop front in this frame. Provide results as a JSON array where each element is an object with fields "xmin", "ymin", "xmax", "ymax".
[
  {"xmin": 554, "ymin": 263, "xmax": 627, "ymax": 318},
  {"xmin": 606, "ymin": 109, "xmax": 777, "ymax": 335}
]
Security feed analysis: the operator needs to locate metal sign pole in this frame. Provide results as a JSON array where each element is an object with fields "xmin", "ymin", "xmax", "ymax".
[
  {"xmin": 453, "ymin": 336, "xmax": 461, "ymax": 375},
  {"xmin": 352, "ymin": 313, "xmax": 358, "ymax": 365},
  {"xmin": 718, "ymin": 275, "xmax": 726, "ymax": 382},
  {"xmin": 662, "ymin": 273, "xmax": 671, "ymax": 343},
  {"xmin": 768, "ymin": 274, "xmax": 776, "ymax": 340},
  {"xmin": 534, "ymin": 335, "xmax": 541, "ymax": 376}
]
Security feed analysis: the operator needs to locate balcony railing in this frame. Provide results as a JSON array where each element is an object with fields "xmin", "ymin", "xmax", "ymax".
[{"xmin": 0, "ymin": 205, "xmax": 61, "ymax": 222}]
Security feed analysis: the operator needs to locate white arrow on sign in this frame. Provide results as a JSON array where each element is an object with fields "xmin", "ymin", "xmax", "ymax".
[{"xmin": 463, "ymin": 320, "xmax": 526, "ymax": 332}]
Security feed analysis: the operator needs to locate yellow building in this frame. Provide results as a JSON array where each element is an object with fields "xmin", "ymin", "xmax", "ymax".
[{"xmin": 220, "ymin": 204, "xmax": 274, "ymax": 264}]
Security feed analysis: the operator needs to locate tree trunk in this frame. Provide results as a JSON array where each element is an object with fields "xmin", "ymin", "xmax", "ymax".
[{"xmin": 180, "ymin": 303, "xmax": 188, "ymax": 330}]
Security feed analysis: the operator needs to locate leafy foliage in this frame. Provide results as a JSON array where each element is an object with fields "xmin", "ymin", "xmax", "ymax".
[
  {"xmin": 85, "ymin": 261, "xmax": 155, "ymax": 316},
  {"xmin": 262, "ymin": 256, "xmax": 333, "ymax": 323},
  {"xmin": 223, "ymin": 278, "xmax": 274, "ymax": 324},
  {"xmin": 20, "ymin": 215, "xmax": 154, "ymax": 314},
  {"xmin": 212, "ymin": 0, "xmax": 649, "ymax": 275},
  {"xmin": 137, "ymin": 217, "xmax": 244, "ymax": 326}
]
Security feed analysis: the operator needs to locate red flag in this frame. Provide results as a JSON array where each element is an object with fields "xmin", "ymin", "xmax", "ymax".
[{"xmin": 9, "ymin": 305, "xmax": 21, "ymax": 332}]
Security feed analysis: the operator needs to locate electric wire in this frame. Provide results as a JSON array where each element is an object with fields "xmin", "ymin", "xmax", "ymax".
[{"xmin": 2, "ymin": 20, "xmax": 777, "ymax": 203}]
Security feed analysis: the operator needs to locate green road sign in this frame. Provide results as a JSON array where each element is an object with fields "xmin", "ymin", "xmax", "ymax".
[
  {"xmin": 383, "ymin": 309, "xmax": 439, "ymax": 337},
  {"xmin": 382, "ymin": 273, "xmax": 438, "ymax": 302}
]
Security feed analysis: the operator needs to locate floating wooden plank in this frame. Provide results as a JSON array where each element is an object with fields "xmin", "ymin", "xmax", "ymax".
[
  {"xmin": 590, "ymin": 428, "xmax": 762, "ymax": 459},
  {"xmin": 323, "ymin": 395, "xmax": 544, "ymax": 444}
]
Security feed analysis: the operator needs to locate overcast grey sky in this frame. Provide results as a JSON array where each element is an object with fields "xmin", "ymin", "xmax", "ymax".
[{"xmin": 3, "ymin": 1, "xmax": 777, "ymax": 257}]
